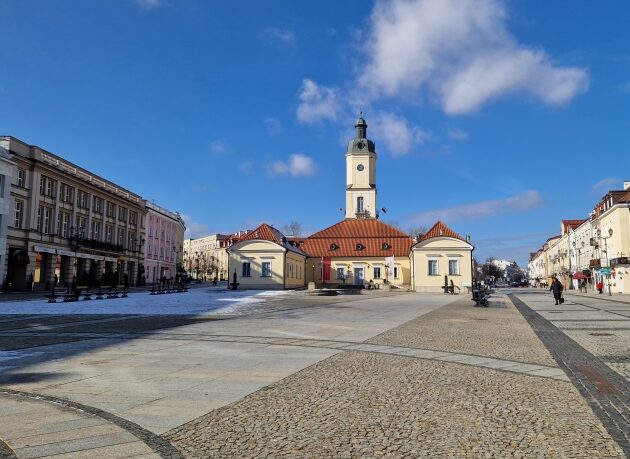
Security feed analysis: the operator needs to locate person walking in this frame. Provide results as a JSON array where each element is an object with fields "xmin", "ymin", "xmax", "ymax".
[
  {"xmin": 597, "ymin": 280, "xmax": 604, "ymax": 294},
  {"xmin": 550, "ymin": 277, "xmax": 564, "ymax": 305}
]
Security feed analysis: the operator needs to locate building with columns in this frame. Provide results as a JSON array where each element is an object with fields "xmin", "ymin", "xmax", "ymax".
[
  {"xmin": 144, "ymin": 202, "xmax": 186, "ymax": 285},
  {"xmin": 1, "ymin": 136, "xmax": 147, "ymax": 291},
  {"xmin": 228, "ymin": 115, "xmax": 474, "ymax": 292}
]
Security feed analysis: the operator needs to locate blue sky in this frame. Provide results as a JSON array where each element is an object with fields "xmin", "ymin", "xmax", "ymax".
[{"xmin": 1, "ymin": 0, "xmax": 629, "ymax": 267}]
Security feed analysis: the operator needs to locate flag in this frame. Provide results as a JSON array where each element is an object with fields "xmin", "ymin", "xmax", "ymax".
[
  {"xmin": 323, "ymin": 257, "xmax": 331, "ymax": 281},
  {"xmin": 386, "ymin": 256, "xmax": 394, "ymax": 279}
]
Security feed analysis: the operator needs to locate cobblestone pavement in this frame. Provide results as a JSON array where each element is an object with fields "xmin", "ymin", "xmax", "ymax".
[
  {"xmin": 511, "ymin": 290, "xmax": 630, "ymax": 455},
  {"xmin": 512, "ymin": 289, "xmax": 630, "ymax": 383},
  {"xmin": 165, "ymin": 351, "xmax": 623, "ymax": 458},
  {"xmin": 368, "ymin": 293, "xmax": 557, "ymax": 367},
  {"xmin": 2, "ymin": 291, "xmax": 629, "ymax": 457},
  {"xmin": 165, "ymin": 294, "xmax": 625, "ymax": 458}
]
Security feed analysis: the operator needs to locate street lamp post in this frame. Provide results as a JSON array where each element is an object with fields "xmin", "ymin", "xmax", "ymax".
[
  {"xmin": 69, "ymin": 226, "xmax": 84, "ymax": 292},
  {"xmin": 600, "ymin": 228, "xmax": 614, "ymax": 296},
  {"xmin": 133, "ymin": 237, "xmax": 145, "ymax": 287}
]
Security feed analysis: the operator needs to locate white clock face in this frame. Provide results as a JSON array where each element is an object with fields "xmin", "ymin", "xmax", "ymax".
[{"xmin": 357, "ymin": 164, "xmax": 364, "ymax": 171}]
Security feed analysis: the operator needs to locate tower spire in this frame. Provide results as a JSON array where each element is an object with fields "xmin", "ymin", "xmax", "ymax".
[{"xmin": 355, "ymin": 112, "xmax": 367, "ymax": 139}]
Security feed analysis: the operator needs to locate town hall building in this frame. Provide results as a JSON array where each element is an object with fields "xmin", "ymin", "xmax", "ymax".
[{"xmin": 227, "ymin": 115, "xmax": 473, "ymax": 293}]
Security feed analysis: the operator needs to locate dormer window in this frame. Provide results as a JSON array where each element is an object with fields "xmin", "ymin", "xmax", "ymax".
[
  {"xmin": 382, "ymin": 242, "xmax": 391, "ymax": 250},
  {"xmin": 356, "ymin": 243, "xmax": 364, "ymax": 251},
  {"xmin": 330, "ymin": 243, "xmax": 338, "ymax": 251}
]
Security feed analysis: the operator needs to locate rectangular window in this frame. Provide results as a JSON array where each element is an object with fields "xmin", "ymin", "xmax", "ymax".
[
  {"xmin": 106, "ymin": 202, "xmax": 115, "ymax": 218},
  {"xmin": 76, "ymin": 216, "xmax": 87, "ymax": 236},
  {"xmin": 92, "ymin": 221, "xmax": 101, "ymax": 240},
  {"xmin": 448, "ymin": 259, "xmax": 459, "ymax": 275},
  {"xmin": 46, "ymin": 179, "xmax": 52, "ymax": 196},
  {"xmin": 357, "ymin": 196, "xmax": 364, "ymax": 213},
  {"xmin": 93, "ymin": 196, "xmax": 103, "ymax": 214},
  {"xmin": 43, "ymin": 207, "xmax": 51, "ymax": 234},
  {"xmin": 428, "ymin": 259, "xmax": 439, "ymax": 276},
  {"xmin": 62, "ymin": 213, "xmax": 69, "ymax": 238},
  {"xmin": 118, "ymin": 227, "xmax": 125, "ymax": 246},
  {"xmin": 78, "ymin": 191, "xmax": 90, "ymax": 209},
  {"xmin": 262, "ymin": 261, "xmax": 271, "ymax": 277},
  {"xmin": 393, "ymin": 266, "xmax": 399, "ymax": 279},
  {"xmin": 336, "ymin": 267, "xmax": 345, "ymax": 280},
  {"xmin": 16, "ymin": 169, "xmax": 25, "ymax": 187},
  {"xmin": 36, "ymin": 206, "xmax": 42, "ymax": 231},
  {"xmin": 106, "ymin": 225, "xmax": 112, "ymax": 243},
  {"xmin": 242, "ymin": 262, "xmax": 251, "ymax": 277},
  {"xmin": 373, "ymin": 266, "xmax": 381, "ymax": 279},
  {"xmin": 0, "ymin": 175, "xmax": 4, "ymax": 198},
  {"xmin": 39, "ymin": 176, "xmax": 44, "ymax": 195},
  {"xmin": 129, "ymin": 211, "xmax": 137, "ymax": 225},
  {"xmin": 118, "ymin": 207, "xmax": 127, "ymax": 222},
  {"xmin": 13, "ymin": 201, "xmax": 23, "ymax": 228}
]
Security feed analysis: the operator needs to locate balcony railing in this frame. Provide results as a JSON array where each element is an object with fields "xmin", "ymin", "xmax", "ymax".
[{"xmin": 73, "ymin": 237, "xmax": 126, "ymax": 254}]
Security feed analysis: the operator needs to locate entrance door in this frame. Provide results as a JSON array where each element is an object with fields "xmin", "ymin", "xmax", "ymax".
[{"xmin": 354, "ymin": 267, "xmax": 364, "ymax": 286}]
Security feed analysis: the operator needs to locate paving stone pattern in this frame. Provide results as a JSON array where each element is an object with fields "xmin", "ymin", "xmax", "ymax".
[
  {"xmin": 367, "ymin": 294, "xmax": 558, "ymax": 367},
  {"xmin": 165, "ymin": 352, "xmax": 624, "ymax": 458},
  {"xmin": 0, "ymin": 389, "xmax": 182, "ymax": 459},
  {"xmin": 510, "ymin": 294, "xmax": 630, "ymax": 457}
]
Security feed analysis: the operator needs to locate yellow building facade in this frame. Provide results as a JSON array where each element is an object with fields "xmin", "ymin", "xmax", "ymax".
[
  {"xmin": 226, "ymin": 116, "xmax": 472, "ymax": 292},
  {"xmin": 411, "ymin": 221, "xmax": 474, "ymax": 293}
]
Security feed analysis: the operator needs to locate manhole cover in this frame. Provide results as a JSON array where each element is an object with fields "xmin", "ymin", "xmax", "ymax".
[{"xmin": 589, "ymin": 332, "xmax": 615, "ymax": 336}]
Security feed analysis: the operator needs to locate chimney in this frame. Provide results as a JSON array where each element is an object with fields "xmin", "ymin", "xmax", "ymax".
[{"xmin": 624, "ymin": 181, "xmax": 630, "ymax": 190}]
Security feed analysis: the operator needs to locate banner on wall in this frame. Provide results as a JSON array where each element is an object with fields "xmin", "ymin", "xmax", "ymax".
[
  {"xmin": 323, "ymin": 257, "xmax": 332, "ymax": 281},
  {"xmin": 386, "ymin": 256, "xmax": 394, "ymax": 279}
]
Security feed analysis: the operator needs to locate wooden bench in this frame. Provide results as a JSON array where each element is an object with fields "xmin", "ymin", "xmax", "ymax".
[{"xmin": 472, "ymin": 288, "xmax": 490, "ymax": 307}]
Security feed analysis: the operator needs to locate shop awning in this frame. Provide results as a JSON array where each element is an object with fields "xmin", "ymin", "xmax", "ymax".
[{"xmin": 572, "ymin": 272, "xmax": 590, "ymax": 280}]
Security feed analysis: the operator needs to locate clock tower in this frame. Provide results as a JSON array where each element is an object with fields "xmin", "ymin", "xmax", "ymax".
[{"xmin": 345, "ymin": 114, "xmax": 377, "ymax": 219}]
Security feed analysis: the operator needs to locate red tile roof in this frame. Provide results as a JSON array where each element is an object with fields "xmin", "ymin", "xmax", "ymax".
[
  {"xmin": 562, "ymin": 219, "xmax": 586, "ymax": 233},
  {"xmin": 419, "ymin": 221, "xmax": 465, "ymax": 242},
  {"xmin": 238, "ymin": 224, "xmax": 283, "ymax": 244},
  {"xmin": 301, "ymin": 219, "xmax": 413, "ymax": 257},
  {"xmin": 236, "ymin": 224, "xmax": 308, "ymax": 256}
]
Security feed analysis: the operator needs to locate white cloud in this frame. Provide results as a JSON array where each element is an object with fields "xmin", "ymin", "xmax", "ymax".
[
  {"xmin": 180, "ymin": 213, "xmax": 210, "ymax": 239},
  {"xmin": 264, "ymin": 117, "xmax": 284, "ymax": 135},
  {"xmin": 238, "ymin": 160, "xmax": 254, "ymax": 174},
  {"xmin": 406, "ymin": 190, "xmax": 544, "ymax": 226},
  {"xmin": 445, "ymin": 126, "xmax": 469, "ymax": 141},
  {"xmin": 265, "ymin": 27, "xmax": 296, "ymax": 45},
  {"xmin": 134, "ymin": 0, "xmax": 164, "ymax": 9},
  {"xmin": 370, "ymin": 112, "xmax": 429, "ymax": 156},
  {"xmin": 359, "ymin": 0, "xmax": 589, "ymax": 113},
  {"xmin": 209, "ymin": 140, "xmax": 228, "ymax": 155},
  {"xmin": 592, "ymin": 177, "xmax": 621, "ymax": 191},
  {"xmin": 270, "ymin": 153, "xmax": 316, "ymax": 177},
  {"xmin": 297, "ymin": 79, "xmax": 340, "ymax": 123}
]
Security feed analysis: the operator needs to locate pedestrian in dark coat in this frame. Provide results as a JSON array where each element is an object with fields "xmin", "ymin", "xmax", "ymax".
[{"xmin": 550, "ymin": 277, "xmax": 564, "ymax": 305}]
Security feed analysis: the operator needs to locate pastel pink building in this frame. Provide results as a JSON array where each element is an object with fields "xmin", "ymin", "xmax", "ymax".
[{"xmin": 144, "ymin": 202, "xmax": 185, "ymax": 284}]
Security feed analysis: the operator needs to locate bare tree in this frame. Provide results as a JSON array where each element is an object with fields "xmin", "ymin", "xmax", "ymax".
[
  {"xmin": 407, "ymin": 225, "xmax": 427, "ymax": 240},
  {"xmin": 481, "ymin": 257, "xmax": 504, "ymax": 282},
  {"xmin": 282, "ymin": 221, "xmax": 303, "ymax": 236}
]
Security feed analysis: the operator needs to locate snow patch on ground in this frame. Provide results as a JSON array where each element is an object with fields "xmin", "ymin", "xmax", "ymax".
[{"xmin": 0, "ymin": 288, "xmax": 291, "ymax": 316}]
